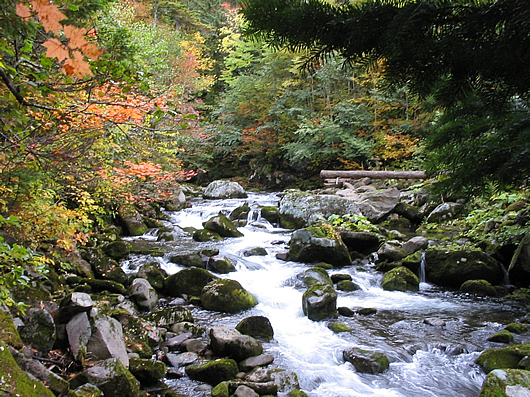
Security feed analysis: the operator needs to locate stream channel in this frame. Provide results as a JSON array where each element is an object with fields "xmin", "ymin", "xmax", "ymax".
[{"xmin": 122, "ymin": 192, "xmax": 527, "ymax": 397}]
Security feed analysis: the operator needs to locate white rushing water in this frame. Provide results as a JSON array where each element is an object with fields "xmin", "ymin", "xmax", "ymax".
[{"xmin": 123, "ymin": 192, "xmax": 526, "ymax": 397}]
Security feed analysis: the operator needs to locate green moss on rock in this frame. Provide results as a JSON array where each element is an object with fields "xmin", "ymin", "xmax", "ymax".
[
  {"xmin": 201, "ymin": 279, "xmax": 257, "ymax": 313},
  {"xmin": 479, "ymin": 369, "xmax": 530, "ymax": 397},
  {"xmin": 488, "ymin": 330, "xmax": 514, "ymax": 344},
  {"xmin": 164, "ymin": 267, "xmax": 218, "ymax": 297},
  {"xmin": 381, "ymin": 266, "xmax": 420, "ymax": 292},
  {"xmin": 476, "ymin": 343, "xmax": 530, "ymax": 373},
  {"xmin": 185, "ymin": 358, "xmax": 239, "ymax": 386}
]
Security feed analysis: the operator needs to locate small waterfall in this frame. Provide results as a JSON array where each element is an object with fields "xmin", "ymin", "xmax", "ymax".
[
  {"xmin": 419, "ymin": 251, "xmax": 427, "ymax": 283},
  {"xmin": 500, "ymin": 262, "xmax": 511, "ymax": 286}
]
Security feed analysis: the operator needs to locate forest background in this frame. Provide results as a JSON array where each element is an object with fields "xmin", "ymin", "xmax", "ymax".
[{"xmin": 0, "ymin": 0, "xmax": 528, "ymax": 308}]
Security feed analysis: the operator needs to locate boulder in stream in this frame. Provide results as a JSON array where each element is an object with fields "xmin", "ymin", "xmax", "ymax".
[
  {"xmin": 164, "ymin": 267, "xmax": 218, "ymax": 297},
  {"xmin": 302, "ymin": 283, "xmax": 338, "ymax": 321},
  {"xmin": 425, "ymin": 248, "xmax": 503, "ymax": 288},
  {"xmin": 479, "ymin": 369, "xmax": 530, "ymax": 397},
  {"xmin": 204, "ymin": 180, "xmax": 248, "ymax": 199},
  {"xmin": 476, "ymin": 343, "xmax": 530, "ymax": 373},
  {"xmin": 236, "ymin": 316, "xmax": 274, "ymax": 341},
  {"xmin": 201, "ymin": 279, "xmax": 258, "ymax": 313},
  {"xmin": 204, "ymin": 213, "xmax": 244, "ymax": 237},
  {"xmin": 209, "ymin": 327, "xmax": 263, "ymax": 361},
  {"xmin": 343, "ymin": 347, "xmax": 389, "ymax": 374},
  {"xmin": 117, "ymin": 204, "xmax": 148, "ymax": 236},
  {"xmin": 289, "ymin": 226, "xmax": 352, "ymax": 267},
  {"xmin": 381, "ymin": 266, "xmax": 420, "ymax": 292},
  {"xmin": 185, "ymin": 358, "xmax": 239, "ymax": 386}
]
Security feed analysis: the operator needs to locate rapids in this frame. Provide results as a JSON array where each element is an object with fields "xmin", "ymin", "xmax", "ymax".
[{"xmin": 122, "ymin": 192, "xmax": 527, "ymax": 397}]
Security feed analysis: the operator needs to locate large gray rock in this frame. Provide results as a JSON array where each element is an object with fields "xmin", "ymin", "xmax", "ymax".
[
  {"xmin": 376, "ymin": 242, "xmax": 408, "ymax": 263},
  {"xmin": 70, "ymin": 358, "xmax": 140, "ymax": 397},
  {"xmin": 204, "ymin": 180, "xmax": 247, "ymax": 199},
  {"xmin": 66, "ymin": 312, "xmax": 92, "ymax": 362},
  {"xmin": 289, "ymin": 228, "xmax": 351, "ymax": 267},
  {"xmin": 201, "ymin": 279, "xmax": 257, "ymax": 313},
  {"xmin": 402, "ymin": 236, "xmax": 429, "ymax": 254},
  {"xmin": 279, "ymin": 190, "xmax": 362, "ymax": 229},
  {"xmin": 56, "ymin": 292, "xmax": 94, "ymax": 324},
  {"xmin": 338, "ymin": 187, "xmax": 401, "ymax": 222},
  {"xmin": 426, "ymin": 202, "xmax": 464, "ymax": 223},
  {"xmin": 165, "ymin": 187, "xmax": 187, "ymax": 211},
  {"xmin": 87, "ymin": 315, "xmax": 129, "ymax": 367},
  {"xmin": 128, "ymin": 278, "xmax": 158, "ymax": 311},
  {"xmin": 302, "ymin": 283, "xmax": 337, "ymax": 321},
  {"xmin": 209, "ymin": 327, "xmax": 263, "ymax": 362}
]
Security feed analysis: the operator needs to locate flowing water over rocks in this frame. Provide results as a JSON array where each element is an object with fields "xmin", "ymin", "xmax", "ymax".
[{"xmin": 122, "ymin": 192, "xmax": 527, "ymax": 397}]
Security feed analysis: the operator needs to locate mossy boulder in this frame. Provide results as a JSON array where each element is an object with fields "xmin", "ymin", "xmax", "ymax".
[
  {"xmin": 70, "ymin": 358, "xmax": 140, "ymax": 397},
  {"xmin": 340, "ymin": 231, "xmax": 384, "ymax": 256},
  {"xmin": 505, "ymin": 323, "xmax": 528, "ymax": 334},
  {"xmin": 336, "ymin": 280, "xmax": 359, "ymax": 291},
  {"xmin": 113, "ymin": 311, "xmax": 154, "ymax": 358},
  {"xmin": 102, "ymin": 240, "xmax": 132, "ymax": 260},
  {"xmin": 328, "ymin": 322, "xmax": 352, "ymax": 333},
  {"xmin": 0, "ymin": 310, "xmax": 23, "ymax": 349},
  {"xmin": 137, "ymin": 262, "xmax": 167, "ymax": 291},
  {"xmin": 212, "ymin": 381, "xmax": 230, "ymax": 397},
  {"xmin": 117, "ymin": 204, "xmax": 148, "ymax": 236},
  {"xmin": 488, "ymin": 330, "xmax": 514, "ymax": 344},
  {"xmin": 209, "ymin": 327, "xmax": 263, "ymax": 361},
  {"xmin": 169, "ymin": 253, "xmax": 206, "ymax": 268},
  {"xmin": 460, "ymin": 279, "xmax": 497, "ymax": 296},
  {"xmin": 193, "ymin": 229, "xmax": 223, "ymax": 242},
  {"xmin": 299, "ymin": 267, "xmax": 333, "ymax": 288},
  {"xmin": 0, "ymin": 340, "xmax": 55, "ymax": 396},
  {"xmin": 84, "ymin": 248, "xmax": 128, "ymax": 285},
  {"xmin": 129, "ymin": 358, "xmax": 166, "ymax": 384},
  {"xmin": 476, "ymin": 343, "xmax": 530, "ymax": 373},
  {"xmin": 425, "ymin": 248, "xmax": 503, "ymax": 288},
  {"xmin": 302, "ymin": 283, "xmax": 337, "ymax": 321},
  {"xmin": 185, "ymin": 358, "xmax": 239, "ymax": 386},
  {"xmin": 289, "ymin": 227, "xmax": 351, "ymax": 267},
  {"xmin": 19, "ymin": 307, "xmax": 56, "ymax": 353},
  {"xmin": 203, "ymin": 214, "xmax": 244, "ymax": 237},
  {"xmin": 479, "ymin": 369, "xmax": 530, "ymax": 397},
  {"xmin": 343, "ymin": 347, "xmax": 389, "ymax": 374},
  {"xmin": 381, "ymin": 266, "xmax": 420, "ymax": 292},
  {"xmin": 229, "ymin": 204, "xmax": 250, "ymax": 226},
  {"xmin": 201, "ymin": 279, "xmax": 257, "ymax": 313},
  {"xmin": 261, "ymin": 206, "xmax": 280, "ymax": 225},
  {"xmin": 236, "ymin": 316, "xmax": 274, "ymax": 341},
  {"xmin": 164, "ymin": 267, "xmax": 218, "ymax": 297},
  {"xmin": 207, "ymin": 255, "xmax": 236, "ymax": 274},
  {"xmin": 144, "ymin": 306, "xmax": 194, "ymax": 327}
]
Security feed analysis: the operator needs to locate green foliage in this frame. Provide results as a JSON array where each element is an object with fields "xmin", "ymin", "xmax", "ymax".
[
  {"xmin": 0, "ymin": 216, "xmax": 49, "ymax": 313},
  {"xmin": 328, "ymin": 214, "xmax": 378, "ymax": 232}
]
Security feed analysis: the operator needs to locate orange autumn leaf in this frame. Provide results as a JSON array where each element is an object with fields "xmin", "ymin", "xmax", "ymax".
[
  {"xmin": 81, "ymin": 42, "xmax": 103, "ymax": 61},
  {"xmin": 31, "ymin": 0, "xmax": 66, "ymax": 34},
  {"xmin": 15, "ymin": 3, "xmax": 32, "ymax": 21},
  {"xmin": 62, "ymin": 50, "xmax": 93, "ymax": 78},
  {"xmin": 42, "ymin": 38, "xmax": 69, "ymax": 63},
  {"xmin": 63, "ymin": 25, "xmax": 88, "ymax": 49}
]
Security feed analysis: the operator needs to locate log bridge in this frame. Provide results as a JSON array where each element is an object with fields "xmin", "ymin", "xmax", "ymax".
[{"xmin": 320, "ymin": 170, "xmax": 427, "ymax": 187}]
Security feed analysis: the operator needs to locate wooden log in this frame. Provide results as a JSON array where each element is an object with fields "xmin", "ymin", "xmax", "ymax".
[{"xmin": 320, "ymin": 170, "xmax": 427, "ymax": 180}]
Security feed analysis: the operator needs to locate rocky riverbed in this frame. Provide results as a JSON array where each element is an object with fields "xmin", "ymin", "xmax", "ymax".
[{"xmin": 1, "ymin": 178, "xmax": 530, "ymax": 396}]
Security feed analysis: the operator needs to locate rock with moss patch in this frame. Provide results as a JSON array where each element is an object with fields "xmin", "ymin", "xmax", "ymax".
[
  {"xmin": 87, "ymin": 315, "xmax": 129, "ymax": 367},
  {"xmin": 19, "ymin": 307, "xmax": 56, "ymax": 353},
  {"xmin": 164, "ymin": 267, "xmax": 218, "ymax": 297},
  {"xmin": 201, "ymin": 279, "xmax": 257, "ymax": 313},
  {"xmin": 381, "ymin": 266, "xmax": 419, "ymax": 292},
  {"xmin": 204, "ymin": 214, "xmax": 244, "ymax": 238},
  {"xmin": 70, "ymin": 358, "xmax": 140, "ymax": 397},
  {"xmin": 209, "ymin": 327, "xmax": 263, "ymax": 361},
  {"xmin": 302, "ymin": 283, "xmax": 337, "ymax": 321},
  {"xmin": 212, "ymin": 381, "xmax": 230, "ymax": 397},
  {"xmin": 340, "ymin": 231, "xmax": 384, "ymax": 256},
  {"xmin": 476, "ymin": 343, "xmax": 530, "ymax": 373},
  {"xmin": 299, "ymin": 267, "xmax": 333, "ymax": 288},
  {"xmin": 129, "ymin": 358, "xmax": 166, "ymax": 384},
  {"xmin": 207, "ymin": 255, "xmax": 236, "ymax": 274},
  {"xmin": 84, "ymin": 248, "xmax": 129, "ymax": 285},
  {"xmin": 0, "ymin": 341, "xmax": 55, "ymax": 396},
  {"xmin": 488, "ymin": 330, "xmax": 514, "ymax": 344},
  {"xmin": 236, "ymin": 316, "xmax": 274, "ymax": 341},
  {"xmin": 144, "ymin": 306, "xmax": 194, "ymax": 328},
  {"xmin": 128, "ymin": 278, "xmax": 158, "ymax": 311},
  {"xmin": 102, "ymin": 240, "xmax": 132, "ymax": 260},
  {"xmin": 185, "ymin": 358, "xmax": 239, "ymax": 386},
  {"xmin": 193, "ymin": 229, "xmax": 223, "ymax": 242},
  {"xmin": 479, "ymin": 368, "xmax": 530, "ymax": 396},
  {"xmin": 289, "ymin": 227, "xmax": 351, "ymax": 267},
  {"xmin": 337, "ymin": 280, "xmax": 359, "ymax": 291},
  {"xmin": 118, "ymin": 204, "xmax": 148, "ymax": 236},
  {"xmin": 0, "ymin": 310, "xmax": 23, "ymax": 349},
  {"xmin": 505, "ymin": 323, "xmax": 528, "ymax": 334},
  {"xmin": 68, "ymin": 383, "xmax": 104, "ymax": 396},
  {"xmin": 328, "ymin": 322, "xmax": 351, "ymax": 333},
  {"xmin": 137, "ymin": 262, "xmax": 167, "ymax": 291},
  {"xmin": 343, "ymin": 347, "xmax": 389, "ymax": 374},
  {"xmin": 425, "ymin": 248, "xmax": 503, "ymax": 288},
  {"xmin": 460, "ymin": 279, "xmax": 497, "ymax": 296}
]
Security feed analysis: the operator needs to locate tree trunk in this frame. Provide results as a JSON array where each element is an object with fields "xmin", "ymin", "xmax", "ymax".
[{"xmin": 320, "ymin": 170, "xmax": 427, "ymax": 179}]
